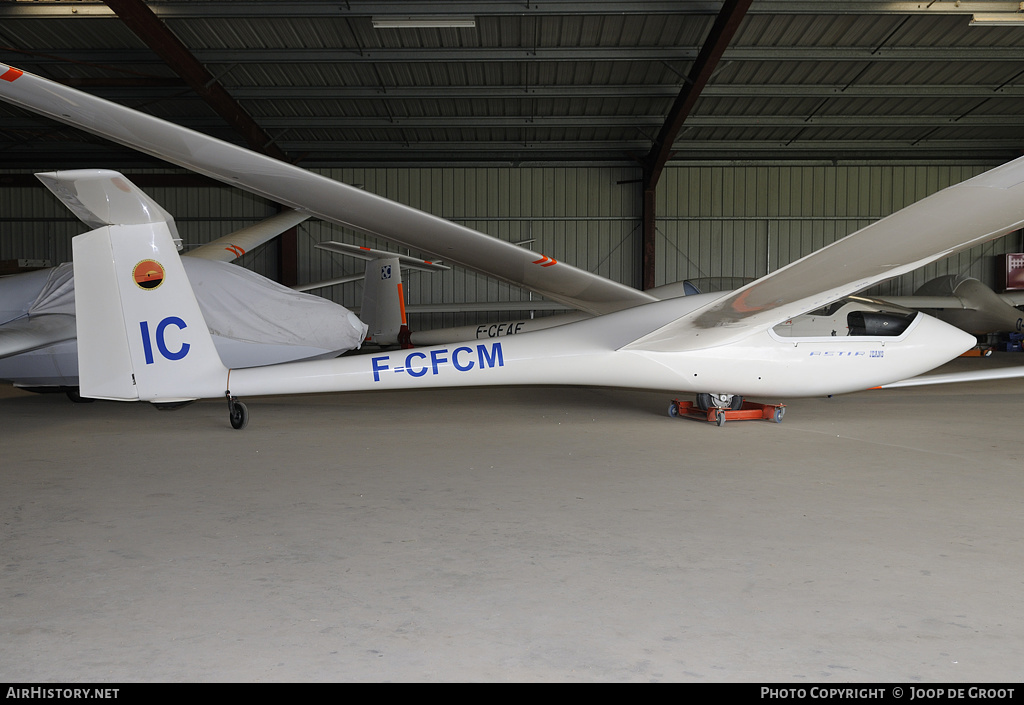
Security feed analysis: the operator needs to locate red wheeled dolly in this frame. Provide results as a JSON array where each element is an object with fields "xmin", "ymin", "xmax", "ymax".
[{"xmin": 668, "ymin": 398, "xmax": 786, "ymax": 426}]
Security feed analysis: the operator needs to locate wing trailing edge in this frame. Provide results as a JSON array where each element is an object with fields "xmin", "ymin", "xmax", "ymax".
[
  {"xmin": 0, "ymin": 64, "xmax": 654, "ymax": 316},
  {"xmin": 187, "ymin": 208, "xmax": 310, "ymax": 262},
  {"xmin": 625, "ymin": 154, "xmax": 1024, "ymax": 351}
]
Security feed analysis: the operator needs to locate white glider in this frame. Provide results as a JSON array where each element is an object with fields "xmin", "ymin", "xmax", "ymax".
[{"xmin": 2, "ymin": 63, "xmax": 1024, "ymax": 427}]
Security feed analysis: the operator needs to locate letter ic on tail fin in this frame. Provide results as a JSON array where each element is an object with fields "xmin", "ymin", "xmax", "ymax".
[{"xmin": 73, "ymin": 221, "xmax": 228, "ymax": 403}]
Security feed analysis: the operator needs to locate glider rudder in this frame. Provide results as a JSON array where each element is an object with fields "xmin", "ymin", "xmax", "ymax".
[{"xmin": 73, "ymin": 219, "xmax": 228, "ymax": 403}]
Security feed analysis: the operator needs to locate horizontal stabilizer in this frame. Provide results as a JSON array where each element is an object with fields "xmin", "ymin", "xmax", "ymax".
[
  {"xmin": 316, "ymin": 242, "xmax": 449, "ymax": 272},
  {"xmin": 404, "ymin": 300, "xmax": 571, "ymax": 314},
  {"xmin": 36, "ymin": 169, "xmax": 181, "ymax": 248}
]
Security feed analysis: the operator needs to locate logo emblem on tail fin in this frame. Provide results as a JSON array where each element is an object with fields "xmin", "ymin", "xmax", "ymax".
[{"xmin": 133, "ymin": 259, "xmax": 165, "ymax": 290}]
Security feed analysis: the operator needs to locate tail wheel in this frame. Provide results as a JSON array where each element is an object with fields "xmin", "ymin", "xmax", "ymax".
[
  {"xmin": 65, "ymin": 387, "xmax": 95, "ymax": 404},
  {"xmin": 229, "ymin": 401, "xmax": 249, "ymax": 430}
]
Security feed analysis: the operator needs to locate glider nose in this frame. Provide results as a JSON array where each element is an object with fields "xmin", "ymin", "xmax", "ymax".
[{"xmin": 911, "ymin": 311, "xmax": 978, "ymax": 365}]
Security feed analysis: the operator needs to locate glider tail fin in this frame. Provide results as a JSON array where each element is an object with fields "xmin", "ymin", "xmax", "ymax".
[
  {"xmin": 360, "ymin": 257, "xmax": 411, "ymax": 347},
  {"xmin": 69, "ymin": 179, "xmax": 228, "ymax": 403}
]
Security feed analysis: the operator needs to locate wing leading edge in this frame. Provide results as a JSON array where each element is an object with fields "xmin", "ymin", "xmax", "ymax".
[
  {"xmin": 5, "ymin": 64, "xmax": 1024, "ymax": 352},
  {"xmin": 0, "ymin": 64, "xmax": 654, "ymax": 316},
  {"xmin": 625, "ymin": 155, "xmax": 1024, "ymax": 351}
]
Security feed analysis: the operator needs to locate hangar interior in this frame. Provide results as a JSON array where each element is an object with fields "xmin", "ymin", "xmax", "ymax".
[
  {"xmin": 2, "ymin": 1, "xmax": 1024, "ymax": 333},
  {"xmin": 2, "ymin": 0, "xmax": 1024, "ymax": 683}
]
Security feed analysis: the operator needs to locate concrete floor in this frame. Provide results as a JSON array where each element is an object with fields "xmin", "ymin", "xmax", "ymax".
[{"xmin": 2, "ymin": 355, "xmax": 1024, "ymax": 682}]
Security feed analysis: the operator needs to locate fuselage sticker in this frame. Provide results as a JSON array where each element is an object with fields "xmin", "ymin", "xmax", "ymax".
[
  {"xmin": 807, "ymin": 350, "xmax": 884, "ymax": 358},
  {"xmin": 371, "ymin": 342, "xmax": 504, "ymax": 382},
  {"xmin": 476, "ymin": 322, "xmax": 524, "ymax": 338}
]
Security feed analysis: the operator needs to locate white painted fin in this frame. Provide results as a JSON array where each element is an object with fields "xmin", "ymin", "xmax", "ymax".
[
  {"xmin": 360, "ymin": 257, "xmax": 407, "ymax": 346},
  {"xmin": 73, "ymin": 221, "xmax": 228, "ymax": 403}
]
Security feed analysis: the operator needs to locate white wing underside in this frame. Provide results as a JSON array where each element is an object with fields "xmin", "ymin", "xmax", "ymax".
[
  {"xmin": 625, "ymin": 159, "xmax": 1024, "ymax": 351},
  {"xmin": 0, "ymin": 65, "xmax": 653, "ymax": 316},
  {"xmin": 186, "ymin": 208, "xmax": 309, "ymax": 261},
  {"xmin": 876, "ymin": 296, "xmax": 969, "ymax": 310},
  {"xmin": 999, "ymin": 291, "xmax": 1024, "ymax": 307},
  {"xmin": 882, "ymin": 365, "xmax": 1024, "ymax": 389}
]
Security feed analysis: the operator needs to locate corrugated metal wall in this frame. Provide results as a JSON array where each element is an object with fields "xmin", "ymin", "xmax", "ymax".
[
  {"xmin": 299, "ymin": 166, "xmax": 642, "ymax": 331},
  {"xmin": 3, "ymin": 164, "xmax": 1021, "ymax": 332},
  {"xmin": 656, "ymin": 164, "xmax": 1024, "ymax": 298},
  {"xmin": 0, "ymin": 180, "xmax": 80, "ymax": 266},
  {"xmin": 0, "ymin": 175, "xmax": 282, "ymax": 276}
]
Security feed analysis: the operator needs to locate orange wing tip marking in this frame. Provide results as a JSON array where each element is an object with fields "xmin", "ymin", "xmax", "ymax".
[
  {"xmin": 224, "ymin": 245, "xmax": 246, "ymax": 257},
  {"xmin": 532, "ymin": 255, "xmax": 558, "ymax": 267},
  {"xmin": 729, "ymin": 288, "xmax": 764, "ymax": 315},
  {"xmin": 132, "ymin": 259, "xmax": 165, "ymax": 290},
  {"xmin": 1, "ymin": 67, "xmax": 23, "ymax": 82}
]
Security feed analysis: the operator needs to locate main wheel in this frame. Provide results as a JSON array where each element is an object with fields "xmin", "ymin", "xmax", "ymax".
[
  {"xmin": 699, "ymin": 393, "xmax": 741, "ymax": 410},
  {"xmin": 229, "ymin": 401, "xmax": 249, "ymax": 430}
]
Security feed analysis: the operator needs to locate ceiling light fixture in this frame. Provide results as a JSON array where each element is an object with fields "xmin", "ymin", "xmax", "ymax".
[
  {"xmin": 970, "ymin": 11, "xmax": 1024, "ymax": 26},
  {"xmin": 372, "ymin": 16, "xmax": 476, "ymax": 29}
]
